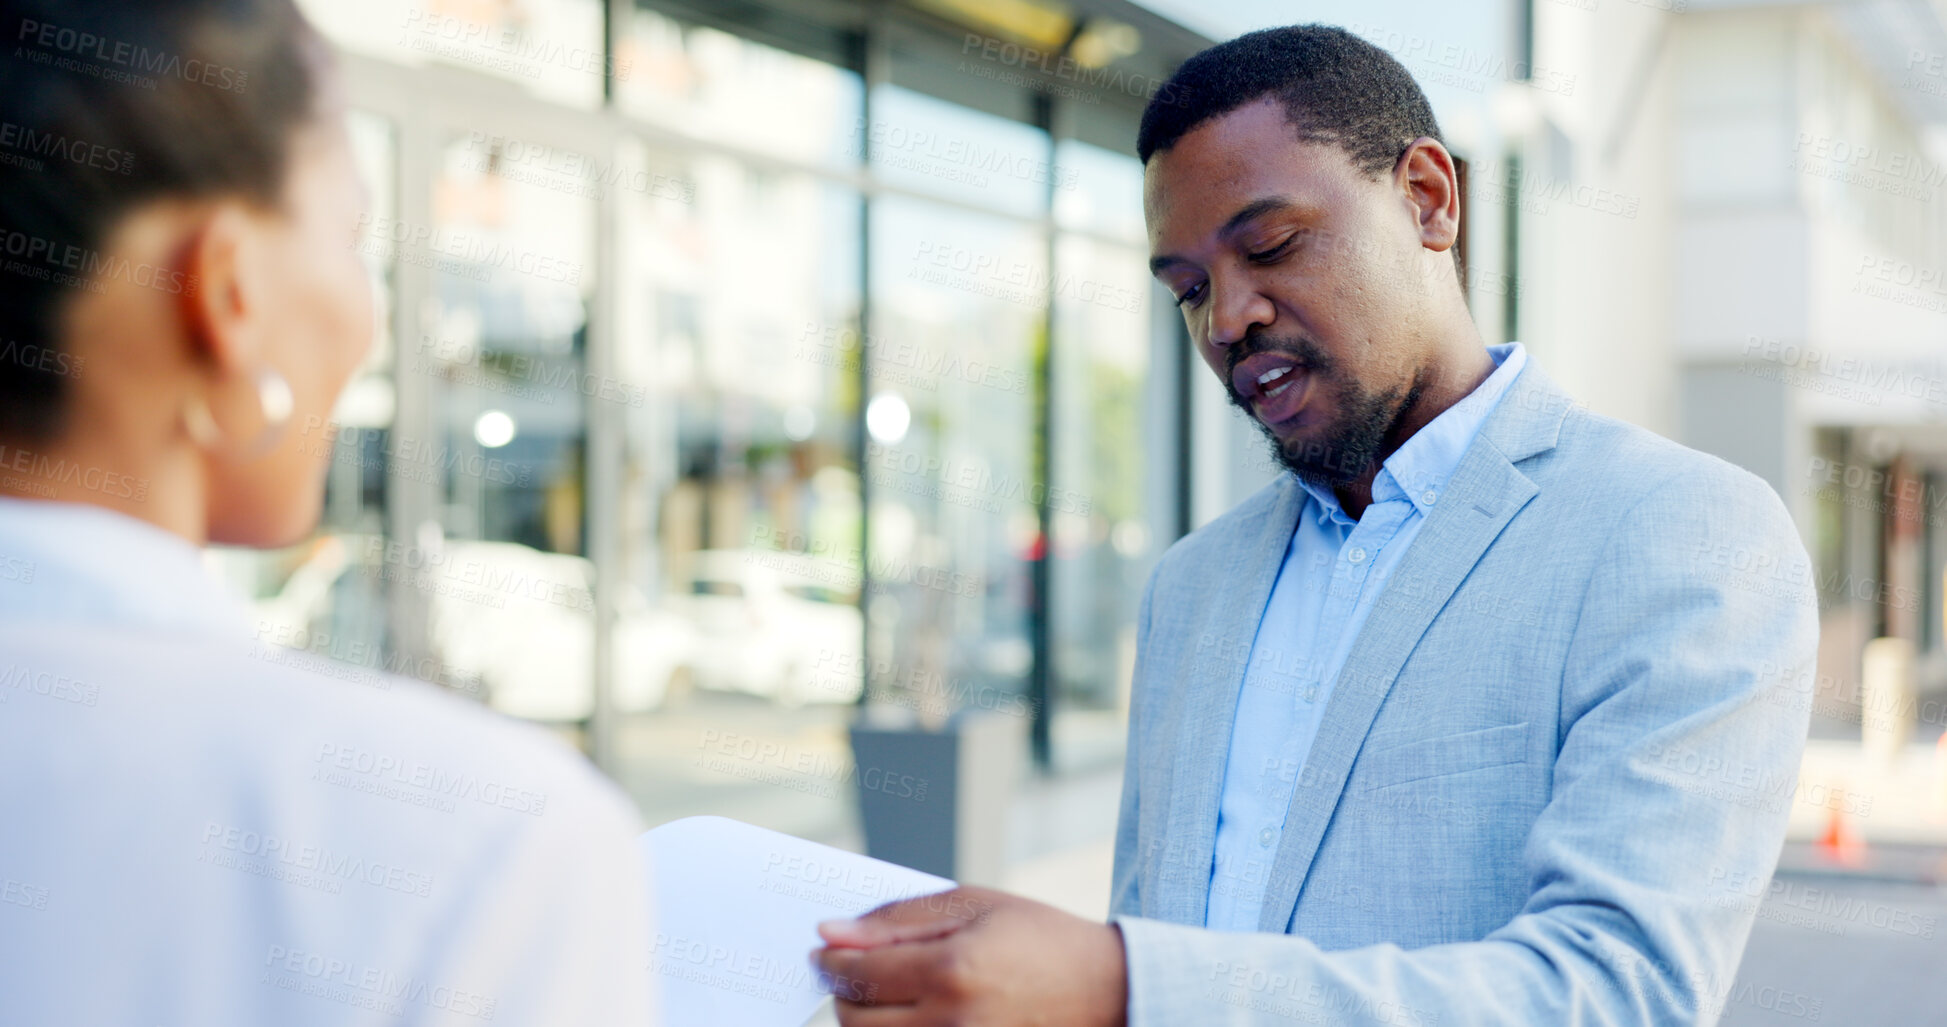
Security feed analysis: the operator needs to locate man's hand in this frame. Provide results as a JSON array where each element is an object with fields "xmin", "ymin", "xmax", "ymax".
[{"xmin": 812, "ymin": 886, "xmax": 1128, "ymax": 1027}]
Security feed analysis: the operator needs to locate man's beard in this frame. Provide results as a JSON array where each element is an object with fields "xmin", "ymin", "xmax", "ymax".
[{"xmin": 1223, "ymin": 335, "xmax": 1421, "ymax": 491}]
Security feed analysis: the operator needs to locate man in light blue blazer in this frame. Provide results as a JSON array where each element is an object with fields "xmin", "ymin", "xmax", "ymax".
[{"xmin": 814, "ymin": 25, "xmax": 1816, "ymax": 1026}]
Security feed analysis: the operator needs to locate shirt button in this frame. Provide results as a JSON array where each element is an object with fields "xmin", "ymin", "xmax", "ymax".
[
  {"xmin": 1348, "ymin": 547, "xmax": 1368, "ymax": 564},
  {"xmin": 1421, "ymin": 489, "xmax": 1439, "ymax": 506},
  {"xmin": 1258, "ymin": 827, "xmax": 1277, "ymax": 848}
]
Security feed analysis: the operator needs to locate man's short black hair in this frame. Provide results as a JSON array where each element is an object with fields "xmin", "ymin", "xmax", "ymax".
[{"xmin": 1137, "ymin": 25, "xmax": 1443, "ymax": 175}]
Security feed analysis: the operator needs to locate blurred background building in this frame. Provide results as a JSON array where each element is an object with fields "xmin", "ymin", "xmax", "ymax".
[
  {"xmin": 213, "ymin": 0, "xmax": 1946, "ymax": 1013},
  {"xmin": 224, "ymin": 0, "xmax": 1207, "ymax": 854}
]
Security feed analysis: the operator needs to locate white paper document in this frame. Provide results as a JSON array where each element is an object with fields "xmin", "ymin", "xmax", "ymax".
[{"xmin": 641, "ymin": 816, "xmax": 955, "ymax": 1027}]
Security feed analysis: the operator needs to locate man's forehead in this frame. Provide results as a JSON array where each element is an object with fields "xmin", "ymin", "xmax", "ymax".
[
  {"xmin": 1143, "ymin": 104, "xmax": 1361, "ymax": 242},
  {"xmin": 1152, "ymin": 96, "xmax": 1298, "ymax": 156}
]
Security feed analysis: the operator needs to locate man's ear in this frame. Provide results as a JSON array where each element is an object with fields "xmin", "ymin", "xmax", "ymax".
[
  {"xmin": 176, "ymin": 204, "xmax": 264, "ymax": 377},
  {"xmin": 1394, "ymin": 137, "xmax": 1461, "ymax": 255}
]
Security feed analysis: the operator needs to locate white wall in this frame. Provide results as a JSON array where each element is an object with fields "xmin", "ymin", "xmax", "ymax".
[{"xmin": 1518, "ymin": 0, "xmax": 1685, "ymax": 434}]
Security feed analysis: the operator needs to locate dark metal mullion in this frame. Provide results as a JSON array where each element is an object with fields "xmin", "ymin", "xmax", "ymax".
[
  {"xmin": 603, "ymin": 0, "xmax": 624, "ymax": 107},
  {"xmin": 1027, "ymin": 87, "xmax": 1059, "ymax": 772},
  {"xmin": 583, "ymin": 0, "xmax": 635, "ymax": 769},
  {"xmin": 1502, "ymin": 154, "xmax": 1521, "ymax": 351},
  {"xmin": 1026, "ymin": 19, "xmax": 1096, "ymax": 772},
  {"xmin": 1514, "ymin": 0, "xmax": 1534, "ymax": 81},
  {"xmin": 855, "ymin": 17, "xmax": 881, "ymax": 710}
]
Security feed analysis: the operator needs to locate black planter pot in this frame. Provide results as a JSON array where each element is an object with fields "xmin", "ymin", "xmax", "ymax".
[{"xmin": 847, "ymin": 710, "xmax": 1022, "ymax": 885}]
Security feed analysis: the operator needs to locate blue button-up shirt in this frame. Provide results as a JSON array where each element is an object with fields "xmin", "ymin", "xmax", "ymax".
[{"xmin": 1204, "ymin": 343, "xmax": 1528, "ymax": 931}]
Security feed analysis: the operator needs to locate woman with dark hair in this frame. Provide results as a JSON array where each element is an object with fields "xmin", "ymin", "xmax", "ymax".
[{"xmin": 0, "ymin": 2, "xmax": 655, "ymax": 1022}]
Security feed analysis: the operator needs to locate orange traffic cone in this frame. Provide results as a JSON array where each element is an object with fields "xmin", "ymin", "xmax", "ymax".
[{"xmin": 1817, "ymin": 802, "xmax": 1868, "ymax": 868}]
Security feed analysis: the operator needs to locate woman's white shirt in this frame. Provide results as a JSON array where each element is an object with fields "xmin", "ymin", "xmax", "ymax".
[{"xmin": 0, "ymin": 498, "xmax": 655, "ymax": 1025}]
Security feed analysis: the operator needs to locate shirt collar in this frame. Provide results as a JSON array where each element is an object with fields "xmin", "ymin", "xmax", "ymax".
[
  {"xmin": 0, "ymin": 497, "xmax": 252, "ymax": 639},
  {"xmin": 1294, "ymin": 343, "xmax": 1528, "ymax": 522}
]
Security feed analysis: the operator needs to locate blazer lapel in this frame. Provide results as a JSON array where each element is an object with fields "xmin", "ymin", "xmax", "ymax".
[
  {"xmin": 1253, "ymin": 364, "xmax": 1577, "ymax": 933},
  {"xmin": 1151, "ymin": 476, "xmax": 1306, "ymax": 926}
]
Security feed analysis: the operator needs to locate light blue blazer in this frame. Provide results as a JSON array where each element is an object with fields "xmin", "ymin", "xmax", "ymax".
[{"xmin": 1110, "ymin": 362, "xmax": 1817, "ymax": 1026}]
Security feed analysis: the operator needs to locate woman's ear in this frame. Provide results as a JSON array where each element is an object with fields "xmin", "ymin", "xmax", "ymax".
[
  {"xmin": 176, "ymin": 204, "xmax": 266, "ymax": 377},
  {"xmin": 1395, "ymin": 137, "xmax": 1461, "ymax": 255}
]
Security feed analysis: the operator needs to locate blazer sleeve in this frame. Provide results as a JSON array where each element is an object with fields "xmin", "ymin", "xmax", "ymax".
[
  {"xmin": 1109, "ymin": 562, "xmax": 1164, "ymax": 920},
  {"xmin": 1112, "ymin": 463, "xmax": 1819, "ymax": 1026}
]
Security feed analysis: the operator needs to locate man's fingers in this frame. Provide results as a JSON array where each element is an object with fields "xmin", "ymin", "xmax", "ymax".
[
  {"xmin": 817, "ymin": 915, "xmax": 959, "ymax": 949},
  {"xmin": 819, "ymin": 889, "xmax": 975, "ymax": 949},
  {"xmin": 832, "ymin": 998, "xmax": 932, "ymax": 1027},
  {"xmin": 814, "ymin": 947, "xmax": 897, "ymax": 1004},
  {"xmin": 814, "ymin": 934, "xmax": 958, "ymax": 1007}
]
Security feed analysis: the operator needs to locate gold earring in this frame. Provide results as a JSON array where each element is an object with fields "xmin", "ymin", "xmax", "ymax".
[{"xmin": 183, "ymin": 367, "xmax": 295, "ymax": 457}]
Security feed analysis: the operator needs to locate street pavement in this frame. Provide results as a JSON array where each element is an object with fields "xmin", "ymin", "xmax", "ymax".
[{"xmin": 1726, "ymin": 843, "xmax": 1947, "ymax": 1025}]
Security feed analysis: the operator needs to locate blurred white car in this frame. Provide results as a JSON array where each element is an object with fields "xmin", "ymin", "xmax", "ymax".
[
  {"xmin": 680, "ymin": 548, "xmax": 864, "ymax": 706},
  {"xmin": 248, "ymin": 534, "xmax": 693, "ymax": 723},
  {"xmin": 429, "ymin": 540, "xmax": 694, "ymax": 722}
]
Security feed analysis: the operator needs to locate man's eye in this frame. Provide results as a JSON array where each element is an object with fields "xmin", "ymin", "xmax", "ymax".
[
  {"xmin": 1248, "ymin": 234, "xmax": 1297, "ymax": 263},
  {"xmin": 1174, "ymin": 283, "xmax": 1205, "ymax": 308}
]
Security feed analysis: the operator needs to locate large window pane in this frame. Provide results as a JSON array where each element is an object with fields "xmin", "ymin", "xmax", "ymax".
[
  {"xmin": 1054, "ymin": 138, "xmax": 1146, "ymax": 244},
  {"xmin": 1050, "ymin": 232, "xmax": 1155, "ymax": 769},
  {"xmin": 866, "ymin": 85, "xmax": 1056, "ymax": 220},
  {"xmin": 346, "ymin": 128, "xmax": 603, "ymax": 719},
  {"xmin": 612, "ymin": 141, "xmax": 867, "ymax": 843},
  {"xmin": 865, "ymin": 194, "xmax": 1043, "ymax": 727}
]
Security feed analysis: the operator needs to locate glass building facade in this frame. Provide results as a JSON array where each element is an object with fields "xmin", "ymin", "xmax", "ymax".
[{"xmin": 215, "ymin": 0, "xmax": 1209, "ymax": 847}]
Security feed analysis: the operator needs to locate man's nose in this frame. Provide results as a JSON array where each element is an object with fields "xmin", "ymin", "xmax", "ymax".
[{"xmin": 1207, "ymin": 280, "xmax": 1275, "ymax": 348}]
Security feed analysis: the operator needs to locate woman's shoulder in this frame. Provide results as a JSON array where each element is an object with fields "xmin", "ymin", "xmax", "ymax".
[
  {"xmin": 0, "ymin": 620, "xmax": 640, "ymax": 840},
  {"xmin": 0, "ymin": 621, "xmax": 653, "ymax": 1026}
]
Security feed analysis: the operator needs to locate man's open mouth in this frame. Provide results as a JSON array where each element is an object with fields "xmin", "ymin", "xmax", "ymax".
[
  {"xmin": 1256, "ymin": 365, "xmax": 1297, "ymax": 399},
  {"xmin": 1231, "ymin": 352, "xmax": 1311, "ymax": 425}
]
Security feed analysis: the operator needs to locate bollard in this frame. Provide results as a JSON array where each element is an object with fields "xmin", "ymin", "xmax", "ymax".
[{"xmin": 1860, "ymin": 637, "xmax": 1916, "ymax": 765}]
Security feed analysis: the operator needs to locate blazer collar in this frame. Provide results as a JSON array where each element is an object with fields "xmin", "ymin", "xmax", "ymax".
[{"xmin": 1475, "ymin": 357, "xmax": 1579, "ymax": 466}]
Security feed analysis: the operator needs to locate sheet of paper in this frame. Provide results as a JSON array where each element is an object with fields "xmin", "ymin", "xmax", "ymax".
[{"xmin": 641, "ymin": 816, "xmax": 955, "ymax": 1027}]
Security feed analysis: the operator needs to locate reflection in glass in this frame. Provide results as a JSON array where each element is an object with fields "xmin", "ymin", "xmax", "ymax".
[
  {"xmin": 1055, "ymin": 138, "xmax": 1147, "ymax": 244},
  {"xmin": 612, "ymin": 138, "xmax": 867, "ymax": 843},
  {"xmin": 867, "ymin": 85, "xmax": 1056, "ymax": 220},
  {"xmin": 1050, "ymin": 233, "xmax": 1155, "ymax": 767},
  {"xmin": 347, "ymin": 129, "xmax": 606, "ymax": 718},
  {"xmin": 867, "ymin": 194, "xmax": 1043, "ymax": 729}
]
